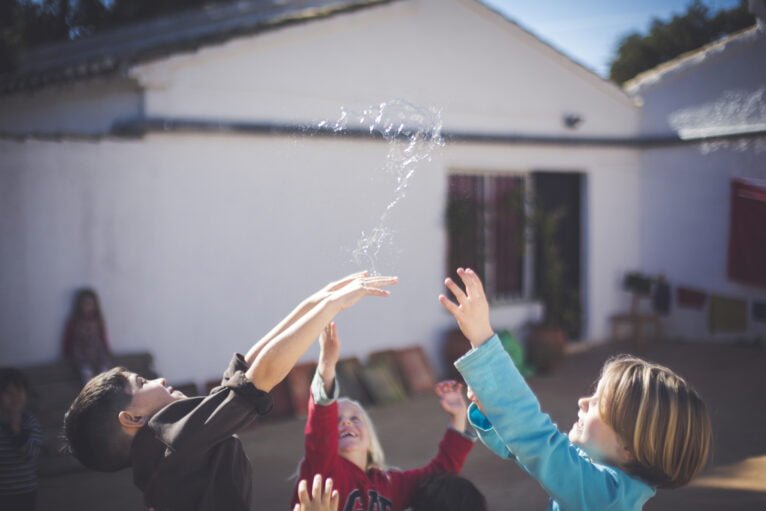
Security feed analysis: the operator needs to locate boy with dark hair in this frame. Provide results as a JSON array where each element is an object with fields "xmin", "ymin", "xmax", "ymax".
[
  {"xmin": 64, "ymin": 272, "xmax": 396, "ymax": 511},
  {"xmin": 63, "ymin": 367, "xmax": 132, "ymax": 471}
]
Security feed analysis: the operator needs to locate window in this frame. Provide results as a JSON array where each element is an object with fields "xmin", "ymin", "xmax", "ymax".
[
  {"xmin": 446, "ymin": 174, "xmax": 529, "ymax": 301},
  {"xmin": 728, "ymin": 178, "xmax": 766, "ymax": 288},
  {"xmin": 446, "ymin": 171, "xmax": 584, "ymax": 337}
]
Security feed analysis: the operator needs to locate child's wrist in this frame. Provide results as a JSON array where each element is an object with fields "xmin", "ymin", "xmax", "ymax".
[
  {"xmin": 318, "ymin": 361, "xmax": 336, "ymax": 379},
  {"xmin": 450, "ymin": 416, "xmax": 467, "ymax": 430},
  {"xmin": 469, "ymin": 327, "xmax": 495, "ymax": 347}
]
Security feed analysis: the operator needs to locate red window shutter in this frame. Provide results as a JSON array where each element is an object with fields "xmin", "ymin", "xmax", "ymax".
[{"xmin": 727, "ymin": 178, "xmax": 766, "ymax": 288}]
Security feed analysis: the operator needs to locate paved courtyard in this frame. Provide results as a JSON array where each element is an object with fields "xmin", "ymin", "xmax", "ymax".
[{"xmin": 39, "ymin": 338, "xmax": 766, "ymax": 510}]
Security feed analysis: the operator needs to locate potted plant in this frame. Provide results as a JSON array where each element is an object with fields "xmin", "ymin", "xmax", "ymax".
[{"xmin": 525, "ymin": 205, "xmax": 577, "ymax": 374}]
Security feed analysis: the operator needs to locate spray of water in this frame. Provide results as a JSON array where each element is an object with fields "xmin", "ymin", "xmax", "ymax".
[{"xmin": 320, "ymin": 100, "xmax": 443, "ymax": 274}]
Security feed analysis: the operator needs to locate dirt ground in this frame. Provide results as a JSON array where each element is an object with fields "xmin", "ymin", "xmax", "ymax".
[{"xmin": 39, "ymin": 338, "xmax": 766, "ymax": 510}]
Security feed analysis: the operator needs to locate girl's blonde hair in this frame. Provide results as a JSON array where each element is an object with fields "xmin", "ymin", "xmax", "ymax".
[
  {"xmin": 598, "ymin": 355, "xmax": 712, "ymax": 488},
  {"xmin": 338, "ymin": 397, "xmax": 387, "ymax": 471}
]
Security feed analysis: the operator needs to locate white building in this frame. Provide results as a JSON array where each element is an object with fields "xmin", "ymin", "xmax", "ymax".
[
  {"xmin": 626, "ymin": 7, "xmax": 766, "ymax": 342},
  {"xmin": 0, "ymin": 0, "xmax": 761, "ymax": 384}
]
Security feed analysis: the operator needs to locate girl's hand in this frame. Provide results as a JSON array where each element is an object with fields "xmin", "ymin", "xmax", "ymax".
[
  {"xmin": 319, "ymin": 323, "xmax": 341, "ymax": 368},
  {"xmin": 318, "ymin": 323, "xmax": 341, "ymax": 389},
  {"xmin": 435, "ymin": 380, "xmax": 468, "ymax": 431},
  {"xmin": 438, "ymin": 268, "xmax": 494, "ymax": 348},
  {"xmin": 293, "ymin": 474, "xmax": 339, "ymax": 511}
]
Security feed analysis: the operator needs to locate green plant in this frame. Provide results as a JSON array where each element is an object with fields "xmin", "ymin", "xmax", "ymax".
[
  {"xmin": 503, "ymin": 189, "xmax": 579, "ymax": 333},
  {"xmin": 536, "ymin": 208, "xmax": 566, "ymax": 327},
  {"xmin": 535, "ymin": 205, "xmax": 582, "ymax": 335}
]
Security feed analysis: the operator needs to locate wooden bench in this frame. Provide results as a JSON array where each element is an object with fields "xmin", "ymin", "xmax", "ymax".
[{"xmin": 610, "ymin": 292, "xmax": 662, "ymax": 345}]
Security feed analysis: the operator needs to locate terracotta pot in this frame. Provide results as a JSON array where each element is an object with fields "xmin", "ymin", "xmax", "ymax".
[{"xmin": 526, "ymin": 325, "xmax": 567, "ymax": 374}]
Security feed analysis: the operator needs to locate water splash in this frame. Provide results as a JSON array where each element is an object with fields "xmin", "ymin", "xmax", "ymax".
[{"xmin": 323, "ymin": 100, "xmax": 443, "ymax": 274}]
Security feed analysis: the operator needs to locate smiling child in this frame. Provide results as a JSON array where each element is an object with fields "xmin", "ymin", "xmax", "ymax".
[{"xmin": 292, "ymin": 322, "xmax": 475, "ymax": 511}]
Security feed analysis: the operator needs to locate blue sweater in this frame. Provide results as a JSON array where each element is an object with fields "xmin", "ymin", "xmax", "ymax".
[{"xmin": 455, "ymin": 335, "xmax": 655, "ymax": 511}]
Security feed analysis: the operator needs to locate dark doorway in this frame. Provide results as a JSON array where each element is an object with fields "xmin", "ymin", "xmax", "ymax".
[{"xmin": 532, "ymin": 171, "xmax": 583, "ymax": 339}]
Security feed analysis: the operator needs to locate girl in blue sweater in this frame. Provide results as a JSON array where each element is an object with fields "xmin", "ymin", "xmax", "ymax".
[{"xmin": 439, "ymin": 268, "xmax": 712, "ymax": 511}]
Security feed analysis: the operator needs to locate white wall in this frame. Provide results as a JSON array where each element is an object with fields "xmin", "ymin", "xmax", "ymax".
[
  {"xmin": 0, "ymin": 133, "xmax": 640, "ymax": 382},
  {"xmin": 0, "ymin": 0, "xmax": 638, "ymax": 139},
  {"xmin": 0, "ymin": 0, "xmax": 645, "ymax": 381},
  {"xmin": 639, "ymin": 143, "xmax": 766, "ymax": 341},
  {"xmin": 0, "ymin": 134, "xmax": 437, "ymax": 381},
  {"xmin": 630, "ymin": 26, "xmax": 766, "ymax": 341},
  {"xmin": 630, "ymin": 27, "xmax": 766, "ymax": 136},
  {"xmin": 131, "ymin": 0, "xmax": 638, "ymax": 137}
]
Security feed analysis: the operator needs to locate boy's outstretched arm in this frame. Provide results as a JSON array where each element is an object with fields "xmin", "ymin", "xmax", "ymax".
[
  {"xmin": 438, "ymin": 268, "xmax": 494, "ymax": 348},
  {"xmin": 244, "ymin": 271, "xmax": 367, "ymax": 366},
  {"xmin": 247, "ymin": 275, "xmax": 397, "ymax": 392}
]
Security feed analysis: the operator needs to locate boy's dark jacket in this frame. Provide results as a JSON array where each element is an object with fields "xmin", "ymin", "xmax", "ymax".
[{"xmin": 131, "ymin": 355, "xmax": 272, "ymax": 511}]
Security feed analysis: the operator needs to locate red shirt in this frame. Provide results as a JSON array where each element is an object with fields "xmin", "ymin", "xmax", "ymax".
[{"xmin": 291, "ymin": 397, "xmax": 473, "ymax": 511}]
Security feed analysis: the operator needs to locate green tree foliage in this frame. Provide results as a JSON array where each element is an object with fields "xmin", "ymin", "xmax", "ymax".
[
  {"xmin": 609, "ymin": 0, "xmax": 756, "ymax": 85},
  {"xmin": 0, "ymin": 0, "xmax": 237, "ymax": 73},
  {"xmin": 1, "ymin": 1, "xmax": 68, "ymax": 72}
]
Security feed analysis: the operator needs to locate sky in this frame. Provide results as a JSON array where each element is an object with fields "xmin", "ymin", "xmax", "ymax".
[{"xmin": 481, "ymin": 0, "xmax": 744, "ymax": 77}]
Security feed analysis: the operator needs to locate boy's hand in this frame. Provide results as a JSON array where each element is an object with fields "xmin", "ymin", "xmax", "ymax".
[
  {"xmin": 318, "ymin": 323, "xmax": 341, "ymax": 391},
  {"xmin": 326, "ymin": 275, "xmax": 398, "ymax": 311},
  {"xmin": 438, "ymin": 268, "xmax": 494, "ymax": 348},
  {"xmin": 310, "ymin": 271, "xmax": 369, "ymax": 305},
  {"xmin": 293, "ymin": 474, "xmax": 339, "ymax": 511},
  {"xmin": 245, "ymin": 272, "xmax": 371, "ymax": 367}
]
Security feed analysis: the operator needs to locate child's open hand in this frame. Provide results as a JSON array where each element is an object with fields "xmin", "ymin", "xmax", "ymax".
[
  {"xmin": 438, "ymin": 268, "xmax": 494, "ymax": 348},
  {"xmin": 310, "ymin": 271, "xmax": 369, "ymax": 305},
  {"xmin": 435, "ymin": 380, "xmax": 468, "ymax": 431},
  {"xmin": 436, "ymin": 380, "xmax": 467, "ymax": 415},
  {"xmin": 293, "ymin": 474, "xmax": 339, "ymax": 511},
  {"xmin": 326, "ymin": 275, "xmax": 398, "ymax": 311}
]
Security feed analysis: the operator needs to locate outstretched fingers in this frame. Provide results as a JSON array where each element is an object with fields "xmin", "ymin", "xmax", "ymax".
[
  {"xmin": 444, "ymin": 276, "xmax": 467, "ymax": 304},
  {"xmin": 328, "ymin": 271, "xmax": 369, "ymax": 291},
  {"xmin": 438, "ymin": 294, "xmax": 459, "ymax": 316},
  {"xmin": 323, "ymin": 477, "xmax": 338, "ymax": 507},
  {"xmin": 329, "ymin": 274, "xmax": 398, "ymax": 310},
  {"xmin": 311, "ymin": 473, "xmax": 323, "ymax": 502},
  {"xmin": 295, "ymin": 475, "xmax": 339, "ymax": 511},
  {"xmin": 360, "ymin": 275, "xmax": 398, "ymax": 287},
  {"xmin": 457, "ymin": 267, "xmax": 485, "ymax": 299},
  {"xmin": 297, "ymin": 479, "xmax": 310, "ymax": 504},
  {"xmin": 358, "ymin": 275, "xmax": 398, "ymax": 296},
  {"xmin": 435, "ymin": 379, "xmax": 464, "ymax": 396}
]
